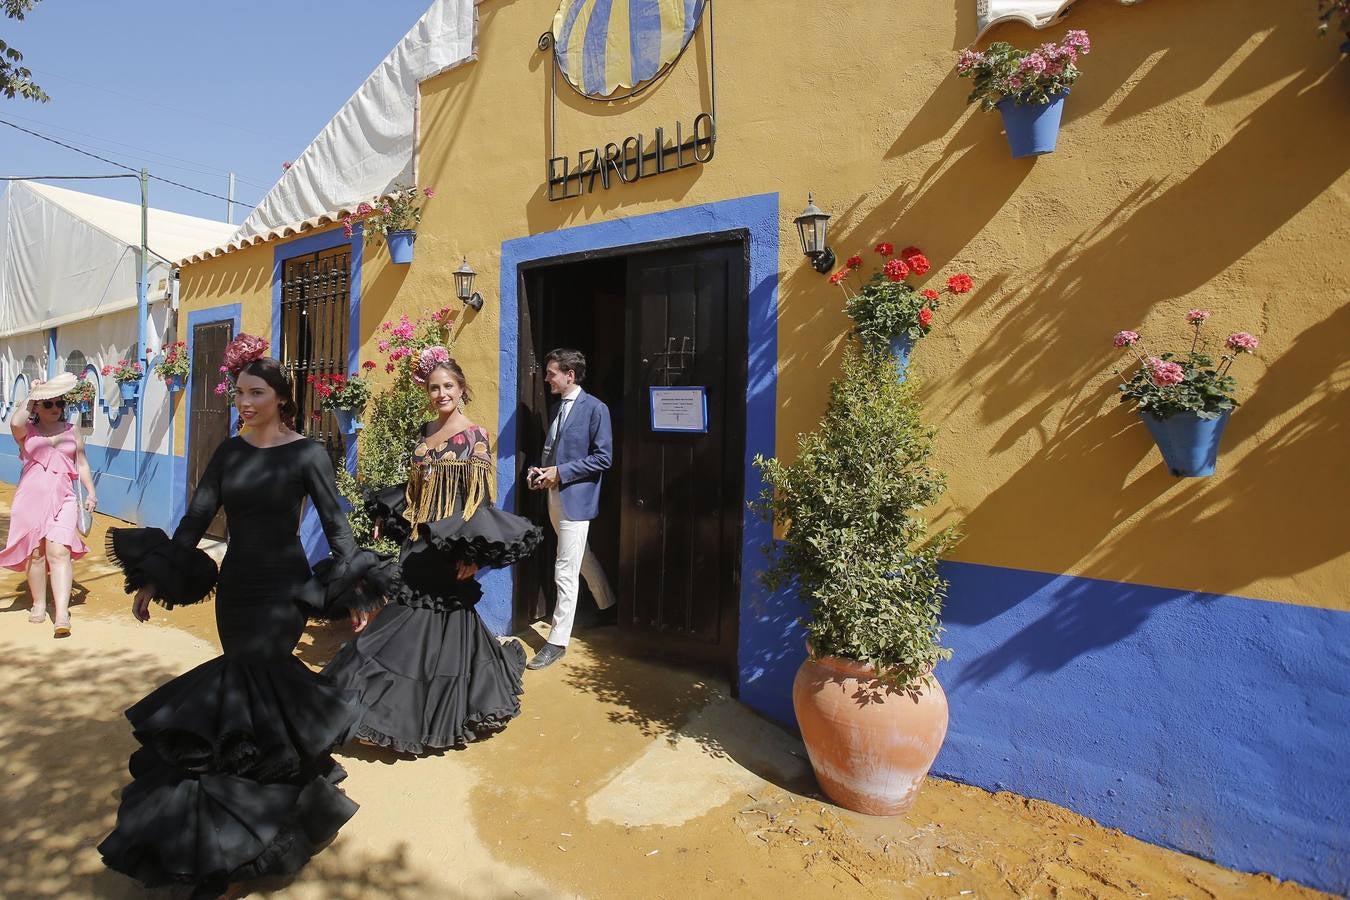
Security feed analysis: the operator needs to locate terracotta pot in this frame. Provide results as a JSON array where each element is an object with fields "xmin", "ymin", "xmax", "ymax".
[{"xmin": 792, "ymin": 651, "xmax": 949, "ymax": 816}]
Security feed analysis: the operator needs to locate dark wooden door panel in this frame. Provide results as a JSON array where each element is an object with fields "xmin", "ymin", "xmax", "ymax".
[
  {"xmin": 620, "ymin": 242, "xmax": 747, "ymax": 669},
  {"xmin": 189, "ymin": 320, "xmax": 233, "ymax": 541}
]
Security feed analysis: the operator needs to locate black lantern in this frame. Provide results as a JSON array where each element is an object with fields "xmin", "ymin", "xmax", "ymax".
[
  {"xmin": 453, "ymin": 257, "xmax": 485, "ymax": 311},
  {"xmin": 794, "ymin": 192, "xmax": 836, "ymax": 274}
]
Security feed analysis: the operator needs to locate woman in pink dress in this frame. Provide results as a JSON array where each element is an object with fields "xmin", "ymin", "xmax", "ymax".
[{"xmin": 1, "ymin": 374, "xmax": 97, "ymax": 637}]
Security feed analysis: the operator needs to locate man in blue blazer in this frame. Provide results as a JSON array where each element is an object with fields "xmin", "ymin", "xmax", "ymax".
[{"xmin": 525, "ymin": 348, "xmax": 617, "ymax": 669}]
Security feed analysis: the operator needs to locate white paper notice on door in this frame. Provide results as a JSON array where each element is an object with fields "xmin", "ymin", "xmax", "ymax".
[{"xmin": 650, "ymin": 386, "xmax": 708, "ymax": 433}]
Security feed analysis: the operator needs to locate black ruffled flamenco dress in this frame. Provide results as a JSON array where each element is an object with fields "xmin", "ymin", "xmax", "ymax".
[
  {"xmin": 322, "ymin": 424, "xmax": 542, "ymax": 754},
  {"xmin": 98, "ymin": 437, "xmax": 387, "ymax": 898}
]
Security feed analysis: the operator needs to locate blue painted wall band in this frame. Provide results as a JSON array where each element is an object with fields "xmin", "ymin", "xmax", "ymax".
[{"xmin": 739, "ymin": 557, "xmax": 1350, "ymax": 895}]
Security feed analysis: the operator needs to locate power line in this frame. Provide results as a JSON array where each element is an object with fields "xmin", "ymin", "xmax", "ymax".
[
  {"xmin": 0, "ymin": 118, "xmax": 260, "ymax": 207},
  {"xmin": 28, "ymin": 66, "xmax": 282, "ymax": 141},
  {"xmin": 1, "ymin": 174, "xmax": 139, "ymax": 181},
  {"xmin": 0, "ymin": 110, "xmax": 275, "ymax": 190}
]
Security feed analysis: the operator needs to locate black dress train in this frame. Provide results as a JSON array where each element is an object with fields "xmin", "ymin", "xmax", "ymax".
[
  {"xmin": 322, "ymin": 424, "xmax": 541, "ymax": 754},
  {"xmin": 99, "ymin": 437, "xmax": 379, "ymax": 897}
]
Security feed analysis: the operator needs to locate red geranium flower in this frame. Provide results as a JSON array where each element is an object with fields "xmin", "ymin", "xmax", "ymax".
[
  {"xmin": 906, "ymin": 253, "xmax": 931, "ymax": 275},
  {"xmin": 874, "ymin": 242, "xmax": 894, "ymax": 257},
  {"xmin": 883, "ymin": 258, "xmax": 910, "ymax": 282},
  {"xmin": 845, "ymin": 254, "xmax": 863, "ymax": 269},
  {"xmin": 361, "ymin": 360, "xmax": 377, "ymax": 371},
  {"xmin": 946, "ymin": 273, "xmax": 974, "ymax": 294},
  {"xmin": 917, "ymin": 307, "xmax": 935, "ymax": 329},
  {"xmin": 900, "ymin": 246, "xmax": 922, "ymax": 260},
  {"xmin": 828, "ymin": 269, "xmax": 849, "ymax": 285},
  {"xmin": 921, "ymin": 289, "xmax": 939, "ymax": 300}
]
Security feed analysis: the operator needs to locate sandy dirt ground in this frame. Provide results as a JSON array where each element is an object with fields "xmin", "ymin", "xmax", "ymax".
[{"xmin": 0, "ymin": 487, "xmax": 1330, "ymax": 900}]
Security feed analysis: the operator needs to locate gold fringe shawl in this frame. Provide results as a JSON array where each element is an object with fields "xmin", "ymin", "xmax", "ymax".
[{"xmin": 403, "ymin": 456, "xmax": 495, "ymax": 529}]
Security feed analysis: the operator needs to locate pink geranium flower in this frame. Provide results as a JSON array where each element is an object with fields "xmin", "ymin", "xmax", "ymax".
[
  {"xmin": 1147, "ymin": 358, "xmax": 1185, "ymax": 387},
  {"xmin": 1186, "ymin": 309, "xmax": 1211, "ymax": 325},
  {"xmin": 1113, "ymin": 330, "xmax": 1141, "ymax": 349},
  {"xmin": 1226, "ymin": 332, "xmax": 1259, "ymax": 353}
]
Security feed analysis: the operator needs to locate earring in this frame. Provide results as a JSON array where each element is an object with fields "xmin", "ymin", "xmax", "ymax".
[{"xmin": 456, "ymin": 396, "xmax": 466, "ymax": 413}]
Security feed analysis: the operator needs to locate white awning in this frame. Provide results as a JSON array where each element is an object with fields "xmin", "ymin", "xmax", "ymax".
[
  {"xmin": 214, "ymin": 0, "xmax": 478, "ymax": 258},
  {"xmin": 0, "ymin": 180, "xmax": 236, "ymax": 338}
]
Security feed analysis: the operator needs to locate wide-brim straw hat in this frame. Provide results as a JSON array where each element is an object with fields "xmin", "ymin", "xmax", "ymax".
[{"xmin": 27, "ymin": 372, "xmax": 78, "ymax": 401}]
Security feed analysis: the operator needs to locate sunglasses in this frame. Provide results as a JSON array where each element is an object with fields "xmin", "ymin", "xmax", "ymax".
[{"xmin": 38, "ymin": 400, "xmax": 66, "ymax": 410}]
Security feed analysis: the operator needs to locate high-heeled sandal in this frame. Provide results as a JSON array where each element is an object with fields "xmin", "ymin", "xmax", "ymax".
[
  {"xmin": 28, "ymin": 607, "xmax": 46, "ymax": 624},
  {"xmin": 53, "ymin": 617, "xmax": 71, "ymax": 638}
]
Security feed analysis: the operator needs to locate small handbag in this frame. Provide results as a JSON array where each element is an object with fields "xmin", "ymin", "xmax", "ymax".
[{"xmin": 74, "ymin": 480, "xmax": 93, "ymax": 537}]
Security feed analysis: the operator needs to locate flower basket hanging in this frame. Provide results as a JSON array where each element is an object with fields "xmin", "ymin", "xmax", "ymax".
[
  {"xmin": 154, "ymin": 341, "xmax": 190, "ymax": 392},
  {"xmin": 1112, "ymin": 313, "xmax": 1259, "ymax": 478},
  {"xmin": 956, "ymin": 31, "xmax": 1090, "ymax": 159},
  {"xmin": 386, "ymin": 231, "xmax": 416, "ymax": 264},
  {"xmin": 64, "ymin": 377, "xmax": 96, "ymax": 415},
  {"xmin": 103, "ymin": 358, "xmax": 144, "ymax": 405},
  {"xmin": 343, "ymin": 184, "xmax": 434, "ymax": 265},
  {"xmin": 311, "ymin": 363, "xmax": 375, "ymax": 436},
  {"xmin": 828, "ymin": 243, "xmax": 973, "ymax": 382}
]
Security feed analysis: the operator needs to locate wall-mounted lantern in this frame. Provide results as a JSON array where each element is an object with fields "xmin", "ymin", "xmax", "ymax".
[
  {"xmin": 453, "ymin": 258, "xmax": 486, "ymax": 312},
  {"xmin": 794, "ymin": 192, "xmax": 836, "ymax": 274}
]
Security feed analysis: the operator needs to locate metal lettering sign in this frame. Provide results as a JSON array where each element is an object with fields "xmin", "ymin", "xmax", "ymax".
[
  {"xmin": 547, "ymin": 114, "xmax": 715, "ymax": 201},
  {"xmin": 538, "ymin": 1, "xmax": 717, "ymax": 202}
]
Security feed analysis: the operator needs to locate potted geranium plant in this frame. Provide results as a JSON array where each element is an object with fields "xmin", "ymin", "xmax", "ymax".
[
  {"xmin": 1113, "ymin": 310, "xmax": 1259, "ymax": 477},
  {"xmin": 955, "ymin": 29, "xmax": 1091, "ymax": 158},
  {"xmin": 310, "ymin": 361, "xmax": 376, "ymax": 435},
  {"xmin": 342, "ymin": 184, "xmax": 434, "ymax": 264},
  {"xmin": 753, "ymin": 346, "xmax": 958, "ymax": 817},
  {"xmin": 102, "ymin": 358, "xmax": 144, "ymax": 404},
  {"xmin": 64, "ymin": 375, "xmax": 95, "ymax": 414},
  {"xmin": 154, "ymin": 341, "xmax": 190, "ymax": 392},
  {"xmin": 830, "ymin": 243, "xmax": 974, "ymax": 380}
]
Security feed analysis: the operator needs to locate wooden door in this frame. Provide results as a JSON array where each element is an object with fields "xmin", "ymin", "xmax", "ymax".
[
  {"xmin": 188, "ymin": 320, "xmax": 233, "ymax": 540},
  {"xmin": 619, "ymin": 242, "xmax": 747, "ymax": 669}
]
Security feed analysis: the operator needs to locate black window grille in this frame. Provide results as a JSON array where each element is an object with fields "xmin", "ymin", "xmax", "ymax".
[
  {"xmin": 64, "ymin": 350, "xmax": 87, "ymax": 376},
  {"xmin": 279, "ymin": 245, "xmax": 351, "ymax": 468}
]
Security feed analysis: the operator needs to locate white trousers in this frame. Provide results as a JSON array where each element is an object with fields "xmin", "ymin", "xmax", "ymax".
[{"xmin": 546, "ymin": 488, "xmax": 616, "ymax": 647}]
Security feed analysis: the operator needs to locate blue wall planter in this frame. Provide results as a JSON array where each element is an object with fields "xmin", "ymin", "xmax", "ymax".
[
  {"xmin": 997, "ymin": 91, "xmax": 1067, "ymax": 158},
  {"xmin": 164, "ymin": 373, "xmax": 185, "ymax": 392},
  {"xmin": 334, "ymin": 408, "xmax": 362, "ymax": 436},
  {"xmin": 1139, "ymin": 409, "xmax": 1231, "ymax": 477},
  {"xmin": 888, "ymin": 333, "xmax": 915, "ymax": 382},
  {"xmin": 386, "ymin": 231, "xmax": 416, "ymax": 264},
  {"xmin": 118, "ymin": 380, "xmax": 140, "ymax": 405}
]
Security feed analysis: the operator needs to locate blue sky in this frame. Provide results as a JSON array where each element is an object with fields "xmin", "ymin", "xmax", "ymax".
[{"xmin": 1, "ymin": 0, "xmax": 432, "ymax": 223}]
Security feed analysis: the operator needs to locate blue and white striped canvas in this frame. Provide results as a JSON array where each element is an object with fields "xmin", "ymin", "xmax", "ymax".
[{"xmin": 551, "ymin": 0, "xmax": 707, "ymax": 97}]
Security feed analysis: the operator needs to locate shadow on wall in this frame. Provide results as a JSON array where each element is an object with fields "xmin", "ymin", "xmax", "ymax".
[{"xmin": 893, "ymin": 3, "xmax": 1348, "ymax": 606}]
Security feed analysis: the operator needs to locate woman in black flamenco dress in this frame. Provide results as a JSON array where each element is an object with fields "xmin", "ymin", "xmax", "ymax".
[
  {"xmin": 322, "ymin": 351, "xmax": 541, "ymax": 754},
  {"xmin": 98, "ymin": 356, "xmax": 382, "ymax": 898}
]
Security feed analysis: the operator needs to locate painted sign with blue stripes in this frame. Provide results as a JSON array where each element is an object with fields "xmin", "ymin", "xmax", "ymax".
[{"xmin": 551, "ymin": 0, "xmax": 708, "ymax": 98}]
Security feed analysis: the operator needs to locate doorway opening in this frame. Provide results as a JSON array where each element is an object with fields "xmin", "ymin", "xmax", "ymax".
[{"xmin": 515, "ymin": 237, "xmax": 749, "ymax": 677}]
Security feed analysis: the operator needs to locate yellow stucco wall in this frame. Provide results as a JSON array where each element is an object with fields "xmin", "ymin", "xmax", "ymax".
[{"xmin": 179, "ymin": 0, "xmax": 1350, "ymax": 611}]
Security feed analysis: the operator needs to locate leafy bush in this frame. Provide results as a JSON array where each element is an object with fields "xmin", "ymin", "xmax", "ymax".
[
  {"xmin": 337, "ymin": 307, "xmax": 456, "ymax": 551},
  {"xmin": 753, "ymin": 347, "xmax": 957, "ymax": 688}
]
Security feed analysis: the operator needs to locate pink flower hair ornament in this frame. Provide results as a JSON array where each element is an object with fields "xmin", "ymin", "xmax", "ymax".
[
  {"xmin": 214, "ymin": 333, "xmax": 270, "ymax": 395},
  {"xmin": 411, "ymin": 345, "xmax": 452, "ymax": 385}
]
